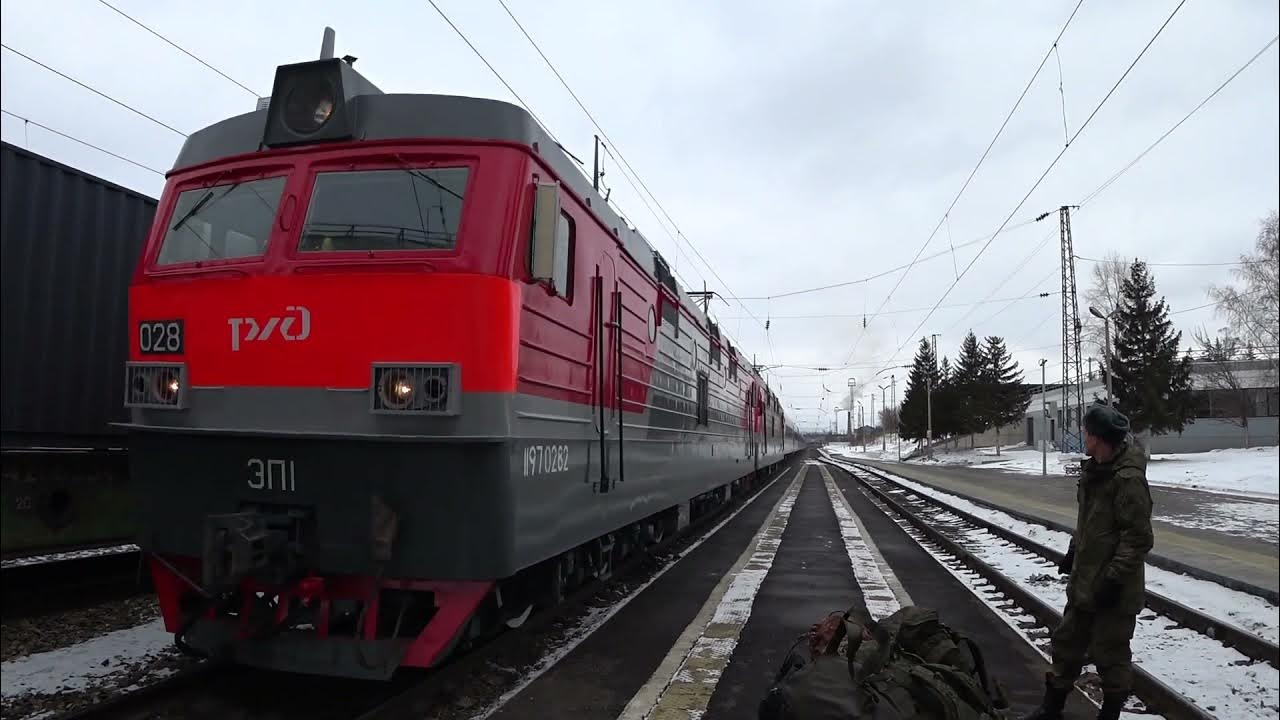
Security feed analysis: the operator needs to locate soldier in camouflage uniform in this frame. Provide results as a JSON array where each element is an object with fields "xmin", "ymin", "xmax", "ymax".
[{"xmin": 1022, "ymin": 403, "xmax": 1154, "ymax": 720}]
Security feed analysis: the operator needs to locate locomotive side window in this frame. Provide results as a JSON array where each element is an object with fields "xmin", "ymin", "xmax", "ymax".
[
  {"xmin": 299, "ymin": 168, "xmax": 468, "ymax": 252},
  {"xmin": 696, "ymin": 372, "xmax": 709, "ymax": 426},
  {"xmin": 156, "ymin": 177, "xmax": 286, "ymax": 265},
  {"xmin": 552, "ymin": 211, "xmax": 574, "ymax": 297}
]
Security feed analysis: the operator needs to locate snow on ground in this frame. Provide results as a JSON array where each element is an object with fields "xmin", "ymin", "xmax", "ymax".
[
  {"xmin": 816, "ymin": 462, "xmax": 902, "ymax": 618},
  {"xmin": 820, "ymin": 452, "xmax": 1280, "ymax": 645},
  {"xmin": 852, "ymin": 442, "xmax": 1280, "ymax": 501},
  {"xmin": 1, "ymin": 544, "xmax": 139, "ymax": 570},
  {"xmin": 956, "ymin": 528, "xmax": 1280, "ymax": 720},
  {"xmin": 1145, "ymin": 446, "xmax": 1279, "ymax": 499},
  {"xmin": 1155, "ymin": 499, "xmax": 1279, "ymax": 543},
  {"xmin": 825, "ymin": 440, "xmax": 907, "ymax": 463},
  {"xmin": 0, "ymin": 619, "xmax": 177, "ymax": 699},
  {"xmin": 827, "ymin": 442, "xmax": 1280, "ymax": 543}
]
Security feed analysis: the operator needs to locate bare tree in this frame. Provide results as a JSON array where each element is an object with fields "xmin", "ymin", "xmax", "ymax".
[
  {"xmin": 1193, "ymin": 329, "xmax": 1255, "ymax": 447},
  {"xmin": 1208, "ymin": 210, "xmax": 1279, "ymax": 380},
  {"xmin": 879, "ymin": 406, "xmax": 899, "ymax": 435},
  {"xmin": 1082, "ymin": 251, "xmax": 1128, "ymax": 364}
]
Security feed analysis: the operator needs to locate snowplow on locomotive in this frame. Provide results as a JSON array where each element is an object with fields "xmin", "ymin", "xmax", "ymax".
[{"xmin": 124, "ymin": 42, "xmax": 803, "ymax": 679}]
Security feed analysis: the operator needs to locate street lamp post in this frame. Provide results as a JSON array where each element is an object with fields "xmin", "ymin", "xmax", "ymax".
[
  {"xmin": 847, "ymin": 378, "xmax": 857, "ymax": 448},
  {"xmin": 868, "ymin": 392, "xmax": 875, "ymax": 452},
  {"xmin": 1039, "ymin": 358, "xmax": 1048, "ymax": 476},
  {"xmin": 878, "ymin": 383, "xmax": 890, "ymax": 452},
  {"xmin": 856, "ymin": 400, "xmax": 864, "ymax": 451},
  {"xmin": 1089, "ymin": 306, "xmax": 1114, "ymax": 406}
]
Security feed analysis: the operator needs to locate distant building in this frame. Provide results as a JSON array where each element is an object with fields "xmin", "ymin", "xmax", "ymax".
[{"xmin": 1020, "ymin": 358, "xmax": 1279, "ymax": 453}]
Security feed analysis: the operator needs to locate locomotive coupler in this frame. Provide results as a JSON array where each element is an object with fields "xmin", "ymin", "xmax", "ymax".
[{"xmin": 202, "ymin": 509, "xmax": 308, "ymax": 591}]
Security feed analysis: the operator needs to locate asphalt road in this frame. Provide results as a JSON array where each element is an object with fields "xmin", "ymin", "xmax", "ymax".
[{"xmin": 852, "ymin": 458, "xmax": 1280, "ymax": 595}]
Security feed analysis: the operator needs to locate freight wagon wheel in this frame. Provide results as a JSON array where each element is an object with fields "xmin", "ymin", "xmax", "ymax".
[
  {"xmin": 588, "ymin": 534, "xmax": 615, "ymax": 581},
  {"xmin": 542, "ymin": 552, "xmax": 575, "ymax": 607}
]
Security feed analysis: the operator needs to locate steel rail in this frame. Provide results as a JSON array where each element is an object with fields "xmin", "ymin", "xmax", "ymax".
[
  {"xmin": 823, "ymin": 457, "xmax": 1221, "ymax": 720},
  {"xmin": 851, "ymin": 457, "xmax": 1278, "ymax": 604},
  {"xmin": 832, "ymin": 459, "xmax": 1279, "ymax": 668},
  {"xmin": 2, "ymin": 549, "xmax": 149, "ymax": 618}
]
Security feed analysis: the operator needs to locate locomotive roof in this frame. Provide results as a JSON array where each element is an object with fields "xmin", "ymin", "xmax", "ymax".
[{"xmin": 172, "ymin": 93, "xmax": 714, "ymax": 332}]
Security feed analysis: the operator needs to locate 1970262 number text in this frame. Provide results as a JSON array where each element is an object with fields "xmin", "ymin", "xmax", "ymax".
[{"xmin": 523, "ymin": 444, "xmax": 569, "ymax": 477}]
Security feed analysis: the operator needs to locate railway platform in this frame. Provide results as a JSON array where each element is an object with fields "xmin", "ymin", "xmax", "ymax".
[
  {"xmin": 486, "ymin": 455, "xmax": 1095, "ymax": 720},
  {"xmin": 852, "ymin": 458, "xmax": 1280, "ymax": 597}
]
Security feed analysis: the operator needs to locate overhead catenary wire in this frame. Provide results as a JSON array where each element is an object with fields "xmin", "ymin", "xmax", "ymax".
[
  {"xmin": 942, "ymin": 224, "xmax": 1059, "ymax": 335},
  {"xmin": 491, "ymin": 0, "xmax": 771, "ymax": 337},
  {"xmin": 1078, "ymin": 34, "xmax": 1279, "ymax": 208},
  {"xmin": 717, "ymin": 290, "xmax": 1059, "ymax": 321},
  {"xmin": 0, "ymin": 109, "xmax": 167, "ymax": 175},
  {"xmin": 729, "ymin": 217, "xmax": 1040, "ymax": 302},
  {"xmin": 869, "ymin": 0, "xmax": 1192, "ymax": 380},
  {"xmin": 841, "ymin": 0, "xmax": 1088, "ymax": 364},
  {"xmin": 1074, "ymin": 253, "xmax": 1273, "ymax": 267},
  {"xmin": 422, "ymin": 0, "xmax": 562, "ymax": 149},
  {"xmin": 94, "ymin": 0, "xmax": 260, "ymax": 97},
  {"xmin": 967, "ymin": 264, "xmax": 1061, "ymax": 331},
  {"xmin": 1, "ymin": 43, "xmax": 188, "ymax": 137}
]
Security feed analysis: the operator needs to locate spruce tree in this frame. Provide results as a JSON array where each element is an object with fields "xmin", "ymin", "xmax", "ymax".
[
  {"xmin": 899, "ymin": 337, "xmax": 940, "ymax": 443},
  {"xmin": 1110, "ymin": 260, "xmax": 1195, "ymax": 436},
  {"xmin": 937, "ymin": 355, "xmax": 956, "ymax": 447},
  {"xmin": 952, "ymin": 331, "xmax": 988, "ymax": 443},
  {"xmin": 982, "ymin": 336, "xmax": 1028, "ymax": 455}
]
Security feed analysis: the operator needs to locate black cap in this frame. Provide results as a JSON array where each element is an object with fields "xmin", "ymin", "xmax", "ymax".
[{"xmin": 1083, "ymin": 402, "xmax": 1129, "ymax": 444}]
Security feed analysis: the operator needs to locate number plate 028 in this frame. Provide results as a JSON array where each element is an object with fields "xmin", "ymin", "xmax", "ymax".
[{"xmin": 138, "ymin": 320, "xmax": 184, "ymax": 355}]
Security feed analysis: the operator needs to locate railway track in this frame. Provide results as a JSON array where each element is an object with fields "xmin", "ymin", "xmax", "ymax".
[
  {"xmin": 43, "ymin": 460, "xmax": 801, "ymax": 720},
  {"xmin": 2, "ymin": 546, "xmax": 149, "ymax": 618},
  {"xmin": 823, "ymin": 454, "xmax": 1278, "ymax": 720}
]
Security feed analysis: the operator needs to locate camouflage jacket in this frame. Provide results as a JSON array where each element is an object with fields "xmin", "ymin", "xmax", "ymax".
[{"xmin": 1067, "ymin": 442, "xmax": 1154, "ymax": 613}]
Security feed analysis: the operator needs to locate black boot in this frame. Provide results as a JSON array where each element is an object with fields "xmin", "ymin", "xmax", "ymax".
[
  {"xmin": 1096, "ymin": 692, "xmax": 1126, "ymax": 720},
  {"xmin": 1020, "ymin": 675, "xmax": 1070, "ymax": 720}
]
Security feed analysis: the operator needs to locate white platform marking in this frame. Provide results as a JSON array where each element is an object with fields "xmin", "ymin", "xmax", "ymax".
[
  {"xmin": 814, "ymin": 460, "xmax": 909, "ymax": 617},
  {"xmin": 617, "ymin": 465, "xmax": 808, "ymax": 720}
]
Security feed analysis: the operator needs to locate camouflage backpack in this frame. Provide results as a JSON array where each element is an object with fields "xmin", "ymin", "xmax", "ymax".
[{"xmin": 758, "ymin": 605, "xmax": 1008, "ymax": 720}]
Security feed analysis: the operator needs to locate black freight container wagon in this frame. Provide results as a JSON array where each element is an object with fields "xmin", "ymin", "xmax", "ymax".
[{"xmin": 1, "ymin": 141, "xmax": 157, "ymax": 558}]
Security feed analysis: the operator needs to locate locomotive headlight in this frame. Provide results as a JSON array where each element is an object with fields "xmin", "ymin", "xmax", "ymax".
[
  {"xmin": 370, "ymin": 364, "xmax": 459, "ymax": 415},
  {"xmin": 125, "ymin": 363, "xmax": 187, "ymax": 409},
  {"xmin": 283, "ymin": 76, "xmax": 337, "ymax": 135},
  {"xmin": 154, "ymin": 368, "xmax": 182, "ymax": 404},
  {"xmin": 261, "ymin": 56, "xmax": 382, "ymax": 148},
  {"xmin": 376, "ymin": 369, "xmax": 416, "ymax": 411}
]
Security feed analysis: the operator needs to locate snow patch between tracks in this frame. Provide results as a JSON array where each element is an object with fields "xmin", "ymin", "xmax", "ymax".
[
  {"xmin": 815, "ymin": 461, "xmax": 905, "ymax": 618},
  {"xmin": 619, "ymin": 466, "xmax": 807, "ymax": 720},
  {"xmin": 1, "ymin": 618, "xmax": 177, "ymax": 699}
]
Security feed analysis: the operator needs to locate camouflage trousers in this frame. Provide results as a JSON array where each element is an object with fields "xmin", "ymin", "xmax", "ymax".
[{"xmin": 1048, "ymin": 603, "xmax": 1138, "ymax": 695}]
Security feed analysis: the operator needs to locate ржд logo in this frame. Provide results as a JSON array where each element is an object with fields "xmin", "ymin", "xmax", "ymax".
[{"xmin": 228, "ymin": 305, "xmax": 311, "ymax": 351}]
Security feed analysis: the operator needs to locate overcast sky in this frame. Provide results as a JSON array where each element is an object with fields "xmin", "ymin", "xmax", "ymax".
[{"xmin": 3, "ymin": 0, "xmax": 1277, "ymax": 432}]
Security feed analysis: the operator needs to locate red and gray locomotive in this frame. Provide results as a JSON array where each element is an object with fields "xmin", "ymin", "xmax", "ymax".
[{"xmin": 124, "ymin": 46, "xmax": 803, "ymax": 679}]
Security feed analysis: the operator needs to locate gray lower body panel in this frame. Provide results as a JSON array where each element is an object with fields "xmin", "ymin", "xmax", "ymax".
[{"xmin": 129, "ymin": 389, "xmax": 799, "ymax": 580}]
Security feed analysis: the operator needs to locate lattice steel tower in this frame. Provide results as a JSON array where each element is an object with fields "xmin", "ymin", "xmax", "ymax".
[{"xmin": 1059, "ymin": 205, "xmax": 1085, "ymax": 454}]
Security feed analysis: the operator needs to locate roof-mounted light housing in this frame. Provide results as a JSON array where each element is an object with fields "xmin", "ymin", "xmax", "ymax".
[{"xmin": 261, "ymin": 57, "xmax": 382, "ymax": 148}]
